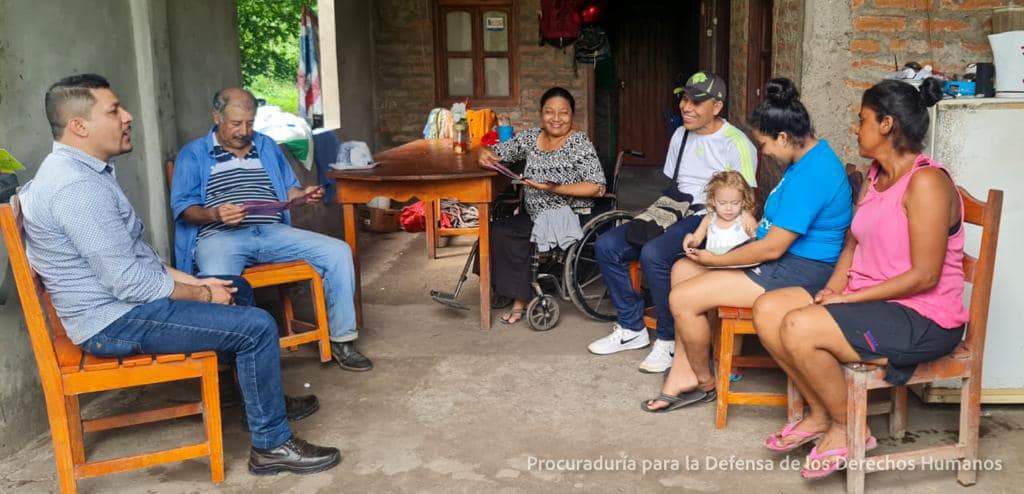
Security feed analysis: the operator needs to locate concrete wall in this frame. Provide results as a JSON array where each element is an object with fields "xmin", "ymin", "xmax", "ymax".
[
  {"xmin": 336, "ymin": 0, "xmax": 378, "ymax": 147},
  {"xmin": 168, "ymin": 0, "xmax": 244, "ymax": 147},
  {"xmin": 0, "ymin": 0, "xmax": 241, "ymax": 458}
]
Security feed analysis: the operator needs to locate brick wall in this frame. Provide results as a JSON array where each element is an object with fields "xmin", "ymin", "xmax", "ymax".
[
  {"xmin": 372, "ymin": 0, "xmax": 588, "ymax": 150},
  {"xmin": 832, "ymin": 0, "xmax": 1022, "ymax": 162}
]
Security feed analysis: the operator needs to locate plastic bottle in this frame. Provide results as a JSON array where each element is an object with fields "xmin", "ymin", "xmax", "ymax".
[{"xmin": 453, "ymin": 119, "xmax": 469, "ymax": 155}]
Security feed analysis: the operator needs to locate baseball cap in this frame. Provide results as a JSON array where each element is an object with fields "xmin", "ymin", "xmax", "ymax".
[{"xmin": 679, "ymin": 71, "xmax": 726, "ymax": 102}]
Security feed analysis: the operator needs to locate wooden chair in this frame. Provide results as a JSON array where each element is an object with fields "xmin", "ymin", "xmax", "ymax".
[
  {"xmin": 713, "ymin": 306, "xmax": 802, "ymax": 428},
  {"xmin": 842, "ymin": 187, "xmax": 1002, "ymax": 494},
  {"xmin": 166, "ymin": 161, "xmax": 331, "ymax": 363},
  {"xmin": 628, "ymin": 263, "xmax": 801, "ymax": 427},
  {"xmin": 0, "ymin": 201, "xmax": 223, "ymax": 493}
]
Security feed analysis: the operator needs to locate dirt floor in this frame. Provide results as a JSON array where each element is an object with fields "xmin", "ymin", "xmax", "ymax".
[{"xmin": 2, "ymin": 168, "xmax": 1023, "ymax": 493}]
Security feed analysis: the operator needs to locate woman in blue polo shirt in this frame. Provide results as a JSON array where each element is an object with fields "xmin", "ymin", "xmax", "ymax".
[{"xmin": 642, "ymin": 78, "xmax": 853, "ymax": 412}]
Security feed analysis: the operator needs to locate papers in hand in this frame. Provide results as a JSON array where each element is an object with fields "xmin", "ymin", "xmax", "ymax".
[
  {"xmin": 239, "ymin": 186, "xmax": 323, "ymax": 215},
  {"xmin": 481, "ymin": 161, "xmax": 522, "ymax": 180},
  {"xmin": 688, "ymin": 239, "xmax": 761, "ymax": 269}
]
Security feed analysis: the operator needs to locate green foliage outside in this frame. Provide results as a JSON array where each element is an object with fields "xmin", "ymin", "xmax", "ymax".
[
  {"xmin": 237, "ymin": 0, "xmax": 317, "ymax": 114},
  {"xmin": 248, "ymin": 75, "xmax": 301, "ymax": 114}
]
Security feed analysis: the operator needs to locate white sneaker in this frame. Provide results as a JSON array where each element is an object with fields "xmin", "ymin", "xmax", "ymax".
[
  {"xmin": 587, "ymin": 323, "xmax": 650, "ymax": 355},
  {"xmin": 638, "ymin": 338, "xmax": 675, "ymax": 373}
]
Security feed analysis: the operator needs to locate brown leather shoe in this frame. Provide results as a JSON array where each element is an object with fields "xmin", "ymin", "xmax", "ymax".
[{"xmin": 249, "ymin": 436, "xmax": 341, "ymax": 475}]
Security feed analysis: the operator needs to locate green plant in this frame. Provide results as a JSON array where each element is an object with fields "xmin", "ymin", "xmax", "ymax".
[
  {"xmin": 249, "ymin": 75, "xmax": 300, "ymax": 114},
  {"xmin": 237, "ymin": 0, "xmax": 317, "ymax": 86}
]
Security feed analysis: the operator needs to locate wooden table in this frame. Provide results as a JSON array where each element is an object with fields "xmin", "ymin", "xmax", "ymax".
[{"xmin": 327, "ymin": 139, "xmax": 501, "ymax": 329}]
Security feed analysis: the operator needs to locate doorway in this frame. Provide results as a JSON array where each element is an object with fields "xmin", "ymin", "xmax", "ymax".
[
  {"xmin": 592, "ymin": 1, "xmax": 731, "ymax": 169},
  {"xmin": 746, "ymin": 0, "xmax": 779, "ymax": 211}
]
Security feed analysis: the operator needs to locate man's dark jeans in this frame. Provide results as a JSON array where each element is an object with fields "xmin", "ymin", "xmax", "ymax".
[
  {"xmin": 82, "ymin": 275, "xmax": 290, "ymax": 450},
  {"xmin": 595, "ymin": 215, "xmax": 704, "ymax": 341}
]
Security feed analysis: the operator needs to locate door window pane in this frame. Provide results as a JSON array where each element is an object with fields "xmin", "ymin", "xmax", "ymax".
[
  {"xmin": 446, "ymin": 11, "xmax": 472, "ymax": 52},
  {"xmin": 482, "ymin": 11, "xmax": 508, "ymax": 52},
  {"xmin": 484, "ymin": 57, "xmax": 510, "ymax": 97},
  {"xmin": 448, "ymin": 58, "xmax": 473, "ymax": 96}
]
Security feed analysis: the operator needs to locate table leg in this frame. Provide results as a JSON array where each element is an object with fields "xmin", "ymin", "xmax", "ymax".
[
  {"xmin": 477, "ymin": 202, "xmax": 491, "ymax": 330},
  {"xmin": 424, "ymin": 199, "xmax": 437, "ymax": 259},
  {"xmin": 342, "ymin": 203, "xmax": 363, "ymax": 328}
]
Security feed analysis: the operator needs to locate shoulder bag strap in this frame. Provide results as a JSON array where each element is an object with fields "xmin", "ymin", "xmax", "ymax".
[{"xmin": 670, "ymin": 130, "xmax": 690, "ymax": 185}]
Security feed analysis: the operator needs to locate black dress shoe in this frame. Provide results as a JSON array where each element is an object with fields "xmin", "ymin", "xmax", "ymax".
[
  {"xmin": 284, "ymin": 394, "xmax": 320, "ymax": 421},
  {"xmin": 330, "ymin": 341, "xmax": 373, "ymax": 371},
  {"xmin": 249, "ymin": 436, "xmax": 341, "ymax": 475},
  {"xmin": 242, "ymin": 394, "xmax": 320, "ymax": 431}
]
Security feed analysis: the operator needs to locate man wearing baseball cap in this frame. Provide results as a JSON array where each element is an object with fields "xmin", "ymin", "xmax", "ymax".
[{"xmin": 590, "ymin": 71, "xmax": 758, "ymax": 373}]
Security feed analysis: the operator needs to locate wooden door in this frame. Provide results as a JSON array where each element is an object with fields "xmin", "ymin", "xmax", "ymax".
[
  {"xmin": 614, "ymin": 2, "xmax": 698, "ymax": 166},
  {"xmin": 746, "ymin": 0, "xmax": 779, "ymax": 212},
  {"xmin": 746, "ymin": 0, "xmax": 773, "ymax": 117},
  {"xmin": 698, "ymin": 0, "xmax": 731, "ymax": 88}
]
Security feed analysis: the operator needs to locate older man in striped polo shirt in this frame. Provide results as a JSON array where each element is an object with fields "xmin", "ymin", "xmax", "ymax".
[{"xmin": 170, "ymin": 88, "xmax": 371, "ymax": 372}]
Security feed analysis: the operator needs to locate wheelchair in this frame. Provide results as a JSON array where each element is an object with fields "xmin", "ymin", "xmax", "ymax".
[{"xmin": 430, "ymin": 149, "xmax": 643, "ymax": 331}]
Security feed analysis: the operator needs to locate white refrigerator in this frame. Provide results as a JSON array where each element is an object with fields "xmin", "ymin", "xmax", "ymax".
[{"xmin": 922, "ymin": 97, "xmax": 1024, "ymax": 403}]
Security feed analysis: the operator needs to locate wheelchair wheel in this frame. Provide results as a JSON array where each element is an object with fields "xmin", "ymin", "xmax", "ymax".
[
  {"xmin": 527, "ymin": 294, "xmax": 560, "ymax": 331},
  {"xmin": 564, "ymin": 209, "xmax": 635, "ymax": 321}
]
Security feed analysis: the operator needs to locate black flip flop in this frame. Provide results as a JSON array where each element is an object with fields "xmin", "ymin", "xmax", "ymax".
[
  {"xmin": 640, "ymin": 388, "xmax": 717, "ymax": 413},
  {"xmin": 500, "ymin": 309, "xmax": 526, "ymax": 325}
]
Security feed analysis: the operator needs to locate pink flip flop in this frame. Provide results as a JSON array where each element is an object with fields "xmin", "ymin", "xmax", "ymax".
[
  {"xmin": 800, "ymin": 445, "xmax": 848, "ymax": 479},
  {"xmin": 765, "ymin": 420, "xmax": 824, "ymax": 453},
  {"xmin": 799, "ymin": 435, "xmax": 879, "ymax": 479}
]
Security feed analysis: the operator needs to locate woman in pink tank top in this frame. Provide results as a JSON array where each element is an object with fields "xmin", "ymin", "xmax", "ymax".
[{"xmin": 751, "ymin": 78, "xmax": 967, "ymax": 480}]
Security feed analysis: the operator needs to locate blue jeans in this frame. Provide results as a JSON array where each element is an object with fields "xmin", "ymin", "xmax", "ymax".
[
  {"xmin": 194, "ymin": 223, "xmax": 357, "ymax": 342},
  {"xmin": 594, "ymin": 215, "xmax": 703, "ymax": 341},
  {"xmin": 82, "ymin": 276, "xmax": 291, "ymax": 450}
]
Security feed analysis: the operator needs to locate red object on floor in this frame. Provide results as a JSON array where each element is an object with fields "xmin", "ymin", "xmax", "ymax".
[{"xmin": 400, "ymin": 201, "xmax": 426, "ymax": 232}]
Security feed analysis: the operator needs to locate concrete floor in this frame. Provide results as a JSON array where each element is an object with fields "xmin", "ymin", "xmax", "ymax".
[{"xmin": 3, "ymin": 168, "xmax": 1024, "ymax": 493}]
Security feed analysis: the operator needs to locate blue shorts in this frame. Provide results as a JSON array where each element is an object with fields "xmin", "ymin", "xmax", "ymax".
[{"xmin": 744, "ymin": 253, "xmax": 835, "ymax": 294}]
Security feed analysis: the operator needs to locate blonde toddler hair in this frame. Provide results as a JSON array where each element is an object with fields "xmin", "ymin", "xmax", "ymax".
[{"xmin": 705, "ymin": 171, "xmax": 756, "ymax": 214}]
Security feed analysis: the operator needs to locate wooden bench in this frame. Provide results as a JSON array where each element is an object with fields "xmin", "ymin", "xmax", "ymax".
[
  {"xmin": 167, "ymin": 161, "xmax": 331, "ymax": 362},
  {"xmin": 1, "ymin": 201, "xmax": 223, "ymax": 493}
]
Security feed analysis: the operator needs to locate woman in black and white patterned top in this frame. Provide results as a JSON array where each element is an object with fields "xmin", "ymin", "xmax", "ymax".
[{"xmin": 476, "ymin": 87, "xmax": 606, "ymax": 324}]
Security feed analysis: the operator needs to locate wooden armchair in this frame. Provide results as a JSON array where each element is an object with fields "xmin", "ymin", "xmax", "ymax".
[
  {"xmin": 0, "ymin": 201, "xmax": 223, "ymax": 493},
  {"xmin": 842, "ymin": 187, "xmax": 1002, "ymax": 494},
  {"xmin": 166, "ymin": 161, "xmax": 331, "ymax": 362}
]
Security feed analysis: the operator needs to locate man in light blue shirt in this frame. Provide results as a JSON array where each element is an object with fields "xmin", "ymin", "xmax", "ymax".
[{"xmin": 20, "ymin": 74, "xmax": 340, "ymax": 475}]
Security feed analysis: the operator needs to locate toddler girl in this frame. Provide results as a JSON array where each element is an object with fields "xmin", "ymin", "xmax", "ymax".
[{"xmin": 683, "ymin": 171, "xmax": 758, "ymax": 255}]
